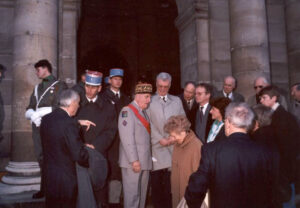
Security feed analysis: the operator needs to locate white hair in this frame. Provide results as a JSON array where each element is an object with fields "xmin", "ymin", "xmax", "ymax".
[
  {"xmin": 156, "ymin": 72, "xmax": 172, "ymax": 83},
  {"xmin": 59, "ymin": 89, "xmax": 80, "ymax": 107},
  {"xmin": 225, "ymin": 102, "xmax": 254, "ymax": 131},
  {"xmin": 254, "ymin": 76, "xmax": 270, "ymax": 85}
]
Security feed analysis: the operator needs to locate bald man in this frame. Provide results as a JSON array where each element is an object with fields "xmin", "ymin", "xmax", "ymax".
[{"xmin": 214, "ymin": 76, "xmax": 245, "ymax": 102}]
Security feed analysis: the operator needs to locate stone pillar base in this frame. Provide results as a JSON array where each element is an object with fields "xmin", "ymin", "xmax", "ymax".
[{"xmin": 0, "ymin": 161, "xmax": 40, "ymax": 195}]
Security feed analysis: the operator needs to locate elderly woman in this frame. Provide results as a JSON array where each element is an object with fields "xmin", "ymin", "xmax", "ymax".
[
  {"xmin": 206, "ymin": 97, "xmax": 231, "ymax": 143},
  {"xmin": 164, "ymin": 115, "xmax": 202, "ymax": 207}
]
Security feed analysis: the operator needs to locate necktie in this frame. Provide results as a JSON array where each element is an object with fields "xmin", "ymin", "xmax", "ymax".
[
  {"xmin": 187, "ymin": 101, "xmax": 191, "ymax": 110},
  {"xmin": 226, "ymin": 93, "xmax": 229, "ymax": 98},
  {"xmin": 115, "ymin": 92, "xmax": 119, "ymax": 99},
  {"xmin": 199, "ymin": 106, "xmax": 204, "ymax": 122},
  {"xmin": 162, "ymin": 96, "xmax": 166, "ymax": 102}
]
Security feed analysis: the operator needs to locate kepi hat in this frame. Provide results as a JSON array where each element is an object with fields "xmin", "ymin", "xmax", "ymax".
[
  {"xmin": 85, "ymin": 70, "xmax": 103, "ymax": 86},
  {"xmin": 135, "ymin": 83, "xmax": 152, "ymax": 94},
  {"xmin": 109, "ymin": 68, "xmax": 124, "ymax": 78}
]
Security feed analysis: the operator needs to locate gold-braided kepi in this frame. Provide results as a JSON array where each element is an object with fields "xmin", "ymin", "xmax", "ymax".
[{"xmin": 135, "ymin": 83, "xmax": 152, "ymax": 94}]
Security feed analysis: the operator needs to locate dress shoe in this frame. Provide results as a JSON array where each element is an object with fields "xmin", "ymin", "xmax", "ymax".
[{"xmin": 32, "ymin": 191, "xmax": 44, "ymax": 199}]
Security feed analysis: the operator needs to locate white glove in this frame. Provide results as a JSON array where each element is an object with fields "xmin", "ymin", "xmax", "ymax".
[
  {"xmin": 25, "ymin": 109, "xmax": 35, "ymax": 120},
  {"xmin": 36, "ymin": 107, "xmax": 52, "ymax": 117},
  {"xmin": 30, "ymin": 111, "xmax": 41, "ymax": 123},
  {"xmin": 32, "ymin": 117, "xmax": 42, "ymax": 127}
]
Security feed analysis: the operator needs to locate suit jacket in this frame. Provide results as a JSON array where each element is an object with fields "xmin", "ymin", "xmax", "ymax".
[
  {"xmin": 185, "ymin": 132, "xmax": 278, "ymax": 208},
  {"xmin": 178, "ymin": 93, "xmax": 198, "ymax": 131},
  {"xmin": 76, "ymin": 96, "xmax": 117, "ymax": 156},
  {"xmin": 271, "ymin": 105, "xmax": 300, "ymax": 182},
  {"xmin": 214, "ymin": 90, "xmax": 245, "ymax": 102},
  {"xmin": 195, "ymin": 104, "xmax": 213, "ymax": 143},
  {"xmin": 118, "ymin": 101, "xmax": 152, "ymax": 170},
  {"xmin": 146, "ymin": 94, "xmax": 186, "ymax": 170},
  {"xmin": 40, "ymin": 108, "xmax": 89, "ymax": 206}
]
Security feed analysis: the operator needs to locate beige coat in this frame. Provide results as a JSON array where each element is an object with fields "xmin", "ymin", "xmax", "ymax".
[{"xmin": 171, "ymin": 130, "xmax": 202, "ymax": 207}]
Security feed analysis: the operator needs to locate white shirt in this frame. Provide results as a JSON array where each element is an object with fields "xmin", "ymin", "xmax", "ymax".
[
  {"xmin": 271, "ymin": 102, "xmax": 280, "ymax": 111},
  {"xmin": 111, "ymin": 89, "xmax": 120, "ymax": 98},
  {"xmin": 199, "ymin": 102, "xmax": 209, "ymax": 114},
  {"xmin": 223, "ymin": 90, "xmax": 233, "ymax": 99},
  {"xmin": 86, "ymin": 95, "xmax": 98, "ymax": 103},
  {"xmin": 160, "ymin": 95, "xmax": 168, "ymax": 102}
]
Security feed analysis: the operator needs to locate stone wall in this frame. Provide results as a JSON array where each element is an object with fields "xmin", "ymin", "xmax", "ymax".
[{"xmin": 0, "ymin": 0, "xmax": 14, "ymax": 170}]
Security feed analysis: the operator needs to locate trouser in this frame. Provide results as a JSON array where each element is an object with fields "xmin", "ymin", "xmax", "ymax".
[
  {"xmin": 32, "ymin": 125, "xmax": 45, "ymax": 194},
  {"xmin": 150, "ymin": 168, "xmax": 172, "ymax": 208},
  {"xmin": 109, "ymin": 180, "xmax": 122, "ymax": 203},
  {"xmin": 122, "ymin": 168, "xmax": 149, "ymax": 208}
]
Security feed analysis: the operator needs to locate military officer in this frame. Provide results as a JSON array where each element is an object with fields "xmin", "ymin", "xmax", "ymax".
[
  {"xmin": 101, "ymin": 68, "xmax": 131, "ymax": 206},
  {"xmin": 118, "ymin": 83, "xmax": 153, "ymax": 208},
  {"xmin": 25, "ymin": 59, "xmax": 67, "ymax": 199},
  {"xmin": 76, "ymin": 70, "xmax": 117, "ymax": 208}
]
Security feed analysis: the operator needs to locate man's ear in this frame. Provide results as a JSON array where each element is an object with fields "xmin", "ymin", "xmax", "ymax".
[
  {"xmin": 108, "ymin": 78, "xmax": 111, "ymax": 84},
  {"xmin": 271, "ymin": 95, "xmax": 277, "ymax": 102},
  {"xmin": 97, "ymin": 85, "xmax": 102, "ymax": 92}
]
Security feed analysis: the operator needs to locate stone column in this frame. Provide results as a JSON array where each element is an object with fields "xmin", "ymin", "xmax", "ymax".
[
  {"xmin": 229, "ymin": 0, "xmax": 270, "ymax": 99},
  {"xmin": 11, "ymin": 0, "xmax": 58, "ymax": 161},
  {"xmin": 175, "ymin": 0, "xmax": 210, "ymax": 87},
  {"xmin": 0, "ymin": 0, "xmax": 15, "ymax": 171},
  {"xmin": 285, "ymin": 0, "xmax": 300, "ymax": 86},
  {"xmin": 58, "ymin": 0, "xmax": 80, "ymax": 87},
  {"xmin": 266, "ymin": 0, "xmax": 289, "ymax": 96}
]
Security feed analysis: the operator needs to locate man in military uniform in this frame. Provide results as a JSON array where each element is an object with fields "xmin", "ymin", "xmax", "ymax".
[
  {"xmin": 76, "ymin": 70, "xmax": 117, "ymax": 208},
  {"xmin": 101, "ymin": 68, "xmax": 131, "ymax": 206},
  {"xmin": 25, "ymin": 59, "xmax": 67, "ymax": 199},
  {"xmin": 118, "ymin": 83, "xmax": 152, "ymax": 208}
]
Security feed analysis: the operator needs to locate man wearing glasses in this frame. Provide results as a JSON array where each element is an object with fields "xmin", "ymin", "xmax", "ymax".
[{"xmin": 247, "ymin": 76, "xmax": 288, "ymax": 110}]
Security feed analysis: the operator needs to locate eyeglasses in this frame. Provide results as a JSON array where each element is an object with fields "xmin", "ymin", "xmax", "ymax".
[{"xmin": 254, "ymin": 85, "xmax": 264, "ymax": 89}]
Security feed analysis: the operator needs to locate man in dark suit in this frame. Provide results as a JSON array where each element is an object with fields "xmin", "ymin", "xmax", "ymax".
[
  {"xmin": 185, "ymin": 102, "xmax": 278, "ymax": 208},
  {"xmin": 195, "ymin": 83, "xmax": 214, "ymax": 143},
  {"xmin": 40, "ymin": 89, "xmax": 93, "ymax": 208},
  {"xmin": 214, "ymin": 76, "xmax": 245, "ymax": 102},
  {"xmin": 290, "ymin": 83, "xmax": 300, "ymax": 127},
  {"xmin": 178, "ymin": 81, "xmax": 198, "ymax": 131},
  {"xmin": 101, "ymin": 68, "xmax": 131, "ymax": 206},
  {"xmin": 259, "ymin": 86, "xmax": 300, "ymax": 205},
  {"xmin": 76, "ymin": 70, "xmax": 117, "ymax": 207},
  {"xmin": 25, "ymin": 59, "xmax": 67, "ymax": 198}
]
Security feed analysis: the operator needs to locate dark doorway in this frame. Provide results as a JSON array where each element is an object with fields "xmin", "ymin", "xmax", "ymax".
[{"xmin": 77, "ymin": 0, "xmax": 181, "ymax": 95}]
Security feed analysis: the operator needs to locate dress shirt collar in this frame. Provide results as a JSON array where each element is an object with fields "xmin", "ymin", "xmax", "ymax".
[
  {"xmin": 86, "ymin": 95, "xmax": 98, "ymax": 103},
  {"xmin": 223, "ymin": 90, "xmax": 233, "ymax": 99},
  {"xmin": 271, "ymin": 102, "xmax": 280, "ymax": 111},
  {"xmin": 110, "ymin": 88, "xmax": 120, "ymax": 96},
  {"xmin": 199, "ymin": 102, "xmax": 209, "ymax": 113}
]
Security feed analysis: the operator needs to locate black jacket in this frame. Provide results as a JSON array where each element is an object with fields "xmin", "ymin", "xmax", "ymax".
[
  {"xmin": 178, "ymin": 93, "xmax": 198, "ymax": 131},
  {"xmin": 271, "ymin": 105, "xmax": 300, "ymax": 183},
  {"xmin": 41, "ymin": 108, "xmax": 89, "ymax": 207},
  {"xmin": 76, "ymin": 95, "xmax": 117, "ymax": 156},
  {"xmin": 185, "ymin": 132, "xmax": 278, "ymax": 208},
  {"xmin": 100, "ymin": 88, "xmax": 131, "ymax": 179}
]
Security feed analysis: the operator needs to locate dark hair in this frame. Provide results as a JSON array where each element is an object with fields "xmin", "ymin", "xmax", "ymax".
[
  {"xmin": 34, "ymin": 59, "xmax": 52, "ymax": 73},
  {"xmin": 209, "ymin": 97, "xmax": 231, "ymax": 120},
  {"xmin": 258, "ymin": 85, "xmax": 280, "ymax": 101},
  {"xmin": 184, "ymin": 81, "xmax": 196, "ymax": 88},
  {"xmin": 196, "ymin": 83, "xmax": 213, "ymax": 95}
]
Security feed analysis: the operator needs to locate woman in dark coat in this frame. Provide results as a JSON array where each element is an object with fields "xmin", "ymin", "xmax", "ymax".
[{"xmin": 206, "ymin": 97, "xmax": 231, "ymax": 143}]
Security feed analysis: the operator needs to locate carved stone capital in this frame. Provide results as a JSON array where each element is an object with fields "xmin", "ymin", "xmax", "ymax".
[{"xmin": 175, "ymin": 0, "xmax": 208, "ymax": 31}]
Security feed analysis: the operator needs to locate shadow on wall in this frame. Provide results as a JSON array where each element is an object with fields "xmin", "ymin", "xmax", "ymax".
[{"xmin": 0, "ymin": 64, "xmax": 6, "ymax": 156}]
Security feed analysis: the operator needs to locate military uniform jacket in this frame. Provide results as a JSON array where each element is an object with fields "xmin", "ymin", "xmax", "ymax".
[
  {"xmin": 146, "ymin": 94, "xmax": 186, "ymax": 170},
  {"xmin": 76, "ymin": 95, "xmax": 117, "ymax": 156},
  {"xmin": 118, "ymin": 101, "xmax": 152, "ymax": 170},
  {"xmin": 100, "ymin": 88, "xmax": 131, "ymax": 179},
  {"xmin": 26, "ymin": 75, "xmax": 67, "ymax": 111}
]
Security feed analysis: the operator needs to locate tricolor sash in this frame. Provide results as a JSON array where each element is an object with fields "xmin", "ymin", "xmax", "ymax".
[{"xmin": 128, "ymin": 104, "xmax": 150, "ymax": 135}]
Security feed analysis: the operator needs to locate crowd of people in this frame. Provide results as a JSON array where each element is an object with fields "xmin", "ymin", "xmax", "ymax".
[{"xmin": 24, "ymin": 59, "xmax": 300, "ymax": 208}]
